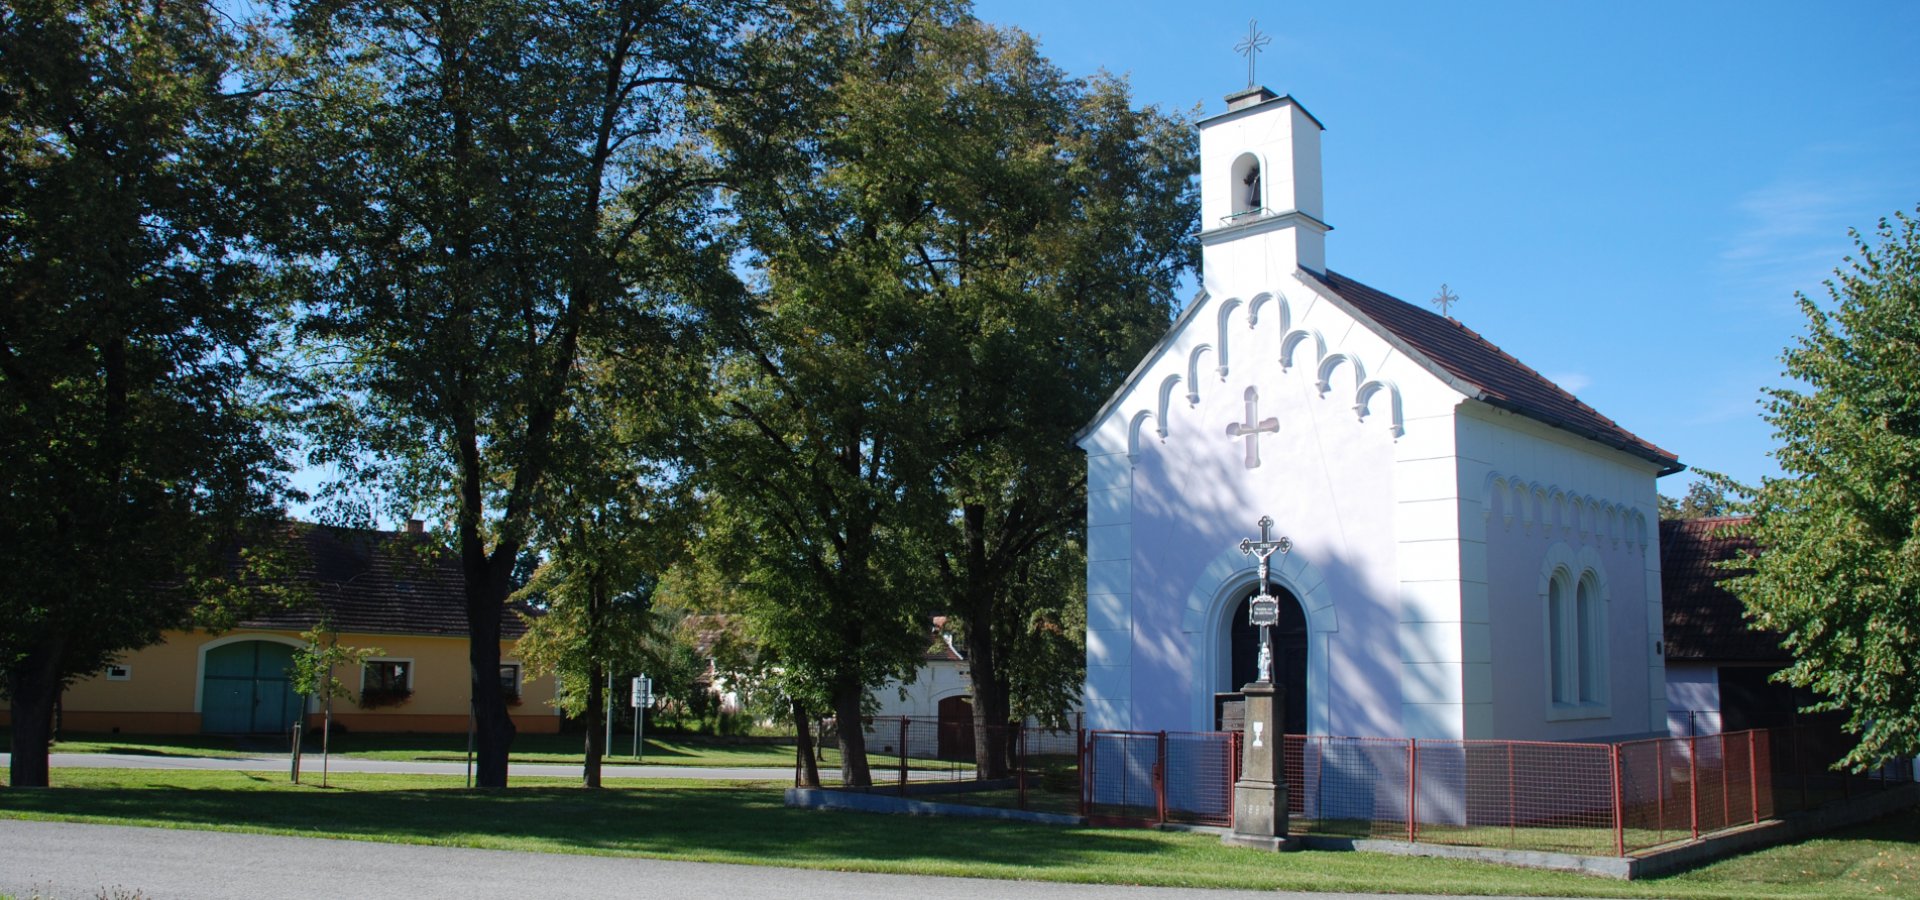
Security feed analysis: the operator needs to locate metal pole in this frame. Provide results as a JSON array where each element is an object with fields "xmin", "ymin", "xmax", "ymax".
[
  {"xmin": 1749, "ymin": 730, "xmax": 1760, "ymax": 824},
  {"xmin": 898, "ymin": 717, "xmax": 909, "ymax": 795},
  {"xmin": 1611, "ymin": 743, "xmax": 1625, "ymax": 857},
  {"xmin": 1689, "ymin": 734, "xmax": 1699, "ymax": 840},
  {"xmin": 604, "ymin": 670, "xmax": 613, "ymax": 760},
  {"xmin": 1407, "ymin": 738, "xmax": 1418, "ymax": 843}
]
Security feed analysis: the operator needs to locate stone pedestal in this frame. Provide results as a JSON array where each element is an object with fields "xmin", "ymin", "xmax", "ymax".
[{"xmin": 1222, "ymin": 681, "xmax": 1296, "ymax": 851}]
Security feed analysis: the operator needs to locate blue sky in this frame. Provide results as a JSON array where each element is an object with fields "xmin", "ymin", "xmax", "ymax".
[{"xmin": 971, "ymin": 0, "xmax": 1920, "ymax": 496}]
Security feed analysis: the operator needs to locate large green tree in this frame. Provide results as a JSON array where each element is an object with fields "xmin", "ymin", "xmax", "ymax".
[
  {"xmin": 515, "ymin": 354, "xmax": 694, "ymax": 788},
  {"xmin": 265, "ymin": 0, "xmax": 762, "ymax": 786},
  {"xmin": 1722, "ymin": 207, "xmax": 1920, "ymax": 769},
  {"xmin": 0, "ymin": 0, "xmax": 289, "ymax": 787},
  {"xmin": 701, "ymin": 0, "xmax": 1193, "ymax": 780}
]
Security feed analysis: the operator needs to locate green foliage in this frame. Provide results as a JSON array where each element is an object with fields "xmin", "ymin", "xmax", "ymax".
[
  {"xmin": 1658, "ymin": 480, "xmax": 1733, "ymax": 521},
  {"xmin": 0, "ymin": 0, "xmax": 291, "ymax": 783},
  {"xmin": 288, "ymin": 624, "xmax": 380, "ymax": 704},
  {"xmin": 261, "ymin": 0, "xmax": 770, "ymax": 785},
  {"xmin": 1719, "ymin": 207, "xmax": 1920, "ymax": 769},
  {"xmin": 702, "ymin": 1, "xmax": 1194, "ymax": 757}
]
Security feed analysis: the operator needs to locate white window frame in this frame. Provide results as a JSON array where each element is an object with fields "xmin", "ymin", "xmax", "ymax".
[
  {"xmin": 1543, "ymin": 551, "xmax": 1611, "ymax": 721},
  {"xmin": 499, "ymin": 661, "xmax": 522, "ymax": 699},
  {"xmin": 360, "ymin": 657, "xmax": 415, "ymax": 694},
  {"xmin": 105, "ymin": 663, "xmax": 132, "ymax": 681}
]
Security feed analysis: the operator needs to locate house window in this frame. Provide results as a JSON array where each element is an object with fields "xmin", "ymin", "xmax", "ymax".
[
  {"xmin": 360, "ymin": 659, "xmax": 414, "ymax": 709},
  {"xmin": 105, "ymin": 663, "xmax": 131, "ymax": 681},
  {"xmin": 499, "ymin": 663, "xmax": 521, "ymax": 701},
  {"xmin": 1546, "ymin": 564, "xmax": 1609, "ymax": 719}
]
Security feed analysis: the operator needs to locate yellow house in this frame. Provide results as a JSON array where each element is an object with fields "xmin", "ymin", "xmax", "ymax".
[{"xmin": 24, "ymin": 522, "xmax": 560, "ymax": 736}]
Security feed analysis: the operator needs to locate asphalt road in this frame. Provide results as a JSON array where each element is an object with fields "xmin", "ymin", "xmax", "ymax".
[
  {"xmin": 0, "ymin": 819, "xmax": 1486, "ymax": 900},
  {"xmin": 1, "ymin": 752, "xmax": 795, "ymax": 781}
]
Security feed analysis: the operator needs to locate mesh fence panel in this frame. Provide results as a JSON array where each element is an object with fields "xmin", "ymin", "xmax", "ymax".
[
  {"xmin": 1164, "ymin": 732, "xmax": 1236, "ymax": 826},
  {"xmin": 1084, "ymin": 731, "xmax": 1163, "ymax": 824},
  {"xmin": 1083, "ymin": 725, "xmax": 1913, "ymax": 854}
]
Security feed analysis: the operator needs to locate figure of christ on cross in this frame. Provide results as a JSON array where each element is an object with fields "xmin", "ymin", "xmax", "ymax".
[
  {"xmin": 1238, "ymin": 515, "xmax": 1292, "ymax": 684},
  {"xmin": 1225, "ymin": 392, "xmax": 1279, "ymax": 468}
]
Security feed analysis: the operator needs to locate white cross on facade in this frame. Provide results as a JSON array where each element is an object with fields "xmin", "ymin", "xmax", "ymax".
[{"xmin": 1224, "ymin": 393, "xmax": 1279, "ymax": 468}]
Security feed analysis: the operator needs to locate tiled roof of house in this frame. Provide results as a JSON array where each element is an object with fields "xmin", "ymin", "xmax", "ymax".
[
  {"xmin": 1660, "ymin": 516, "xmax": 1788, "ymax": 663},
  {"xmin": 237, "ymin": 523, "xmax": 533, "ymax": 639},
  {"xmin": 1308, "ymin": 271, "xmax": 1682, "ymax": 474}
]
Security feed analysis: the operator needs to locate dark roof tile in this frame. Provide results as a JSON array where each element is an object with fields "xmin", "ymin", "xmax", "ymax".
[
  {"xmin": 1310, "ymin": 270, "xmax": 1681, "ymax": 473},
  {"xmin": 237, "ymin": 523, "xmax": 533, "ymax": 640},
  {"xmin": 1659, "ymin": 516, "xmax": 1787, "ymax": 663}
]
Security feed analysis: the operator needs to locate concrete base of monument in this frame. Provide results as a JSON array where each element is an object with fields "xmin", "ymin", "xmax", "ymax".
[
  {"xmin": 1220, "ymin": 832, "xmax": 1300, "ymax": 852},
  {"xmin": 1225, "ymin": 778, "xmax": 1296, "ymax": 851}
]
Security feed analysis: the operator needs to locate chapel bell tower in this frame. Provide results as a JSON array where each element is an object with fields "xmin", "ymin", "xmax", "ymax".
[{"xmin": 1196, "ymin": 86, "xmax": 1329, "ymax": 289}]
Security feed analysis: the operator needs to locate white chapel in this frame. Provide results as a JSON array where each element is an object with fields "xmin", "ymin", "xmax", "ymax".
[{"xmin": 1076, "ymin": 87, "xmax": 1682, "ymax": 743}]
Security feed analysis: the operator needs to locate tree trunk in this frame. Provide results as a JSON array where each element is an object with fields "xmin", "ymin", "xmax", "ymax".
[
  {"xmin": 831, "ymin": 682, "xmax": 871, "ymax": 788},
  {"xmin": 791, "ymin": 697, "xmax": 820, "ymax": 788},
  {"xmin": 961, "ymin": 503, "xmax": 1011, "ymax": 778},
  {"xmin": 583, "ymin": 659, "xmax": 605, "ymax": 789},
  {"xmin": 7, "ymin": 635, "xmax": 66, "ymax": 788},
  {"xmin": 465, "ymin": 562, "xmax": 516, "ymax": 787}
]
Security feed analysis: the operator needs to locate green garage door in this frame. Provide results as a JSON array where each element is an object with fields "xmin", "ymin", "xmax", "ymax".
[{"xmin": 202, "ymin": 641, "xmax": 302, "ymax": 734}]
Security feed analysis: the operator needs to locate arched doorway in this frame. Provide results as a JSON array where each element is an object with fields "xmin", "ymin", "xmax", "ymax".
[
  {"xmin": 201, "ymin": 640, "xmax": 302, "ymax": 734},
  {"xmin": 1226, "ymin": 588, "xmax": 1307, "ymax": 736},
  {"xmin": 936, "ymin": 695, "xmax": 974, "ymax": 761}
]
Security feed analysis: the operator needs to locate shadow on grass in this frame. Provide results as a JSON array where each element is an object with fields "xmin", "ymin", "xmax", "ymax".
[{"xmin": 0, "ymin": 781, "xmax": 1177, "ymax": 871}]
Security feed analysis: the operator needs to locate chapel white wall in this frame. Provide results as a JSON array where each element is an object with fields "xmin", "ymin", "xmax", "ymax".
[
  {"xmin": 1082, "ymin": 271, "xmax": 1468, "ymax": 738},
  {"xmin": 1457, "ymin": 403, "xmax": 1668, "ymax": 741}
]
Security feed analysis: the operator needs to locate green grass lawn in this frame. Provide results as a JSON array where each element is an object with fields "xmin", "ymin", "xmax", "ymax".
[
  {"xmin": 25, "ymin": 729, "xmax": 803, "ymax": 768},
  {"xmin": 0, "ymin": 767, "xmax": 1914, "ymax": 898}
]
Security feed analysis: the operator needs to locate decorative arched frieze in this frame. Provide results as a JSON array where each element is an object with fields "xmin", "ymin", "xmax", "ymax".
[
  {"xmin": 1279, "ymin": 328, "xmax": 1325, "ymax": 372},
  {"xmin": 1126, "ymin": 409, "xmax": 1157, "ymax": 461},
  {"xmin": 1214, "ymin": 299, "xmax": 1243, "ymax": 379},
  {"xmin": 1155, "ymin": 375, "xmax": 1181, "ymax": 439},
  {"xmin": 1353, "ymin": 378, "xmax": 1404, "ymax": 438},
  {"xmin": 1186, "ymin": 345, "xmax": 1213, "ymax": 406},
  {"xmin": 1247, "ymin": 291, "xmax": 1288, "ymax": 333},
  {"xmin": 1483, "ymin": 472, "xmax": 1511, "ymax": 524},
  {"xmin": 1315, "ymin": 352, "xmax": 1364, "ymax": 397}
]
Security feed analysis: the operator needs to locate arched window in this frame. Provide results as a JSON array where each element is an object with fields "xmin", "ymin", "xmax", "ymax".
[
  {"xmin": 1230, "ymin": 152, "xmax": 1263, "ymax": 218},
  {"xmin": 1545, "ymin": 563, "xmax": 1609, "ymax": 718}
]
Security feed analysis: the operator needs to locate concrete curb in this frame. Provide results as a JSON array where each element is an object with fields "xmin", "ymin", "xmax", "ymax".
[{"xmin": 785, "ymin": 787, "xmax": 1087, "ymax": 826}]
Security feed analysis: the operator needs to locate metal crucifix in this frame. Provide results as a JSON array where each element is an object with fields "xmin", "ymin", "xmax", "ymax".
[
  {"xmin": 1234, "ymin": 19, "xmax": 1272, "ymax": 90},
  {"xmin": 1238, "ymin": 515, "xmax": 1293, "ymax": 684}
]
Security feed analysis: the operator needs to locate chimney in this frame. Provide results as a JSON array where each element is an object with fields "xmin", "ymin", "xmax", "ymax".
[{"xmin": 405, "ymin": 518, "xmax": 425, "ymax": 535}]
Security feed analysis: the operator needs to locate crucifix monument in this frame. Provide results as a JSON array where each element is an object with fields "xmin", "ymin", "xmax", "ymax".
[{"xmin": 1225, "ymin": 515, "xmax": 1297, "ymax": 852}]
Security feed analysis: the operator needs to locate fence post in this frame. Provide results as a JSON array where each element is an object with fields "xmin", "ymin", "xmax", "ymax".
[
  {"xmin": 1017, "ymin": 726, "xmax": 1028, "ymax": 811},
  {"xmin": 1406, "ymin": 738, "xmax": 1418, "ymax": 844},
  {"xmin": 1229, "ymin": 731, "xmax": 1241, "ymax": 828},
  {"xmin": 1078, "ymin": 730, "xmax": 1090, "ymax": 818},
  {"xmin": 1689, "ymin": 734, "xmax": 1700, "ymax": 840},
  {"xmin": 898, "ymin": 717, "xmax": 909, "ymax": 796},
  {"xmin": 1611, "ymin": 743, "xmax": 1625, "ymax": 857},
  {"xmin": 1154, "ymin": 731, "xmax": 1168, "ymax": 825},
  {"xmin": 1507, "ymin": 742, "xmax": 1516, "ymax": 845}
]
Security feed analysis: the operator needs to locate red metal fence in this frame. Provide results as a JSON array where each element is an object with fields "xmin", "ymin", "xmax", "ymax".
[
  {"xmin": 814, "ymin": 716, "xmax": 1082, "ymax": 811},
  {"xmin": 1081, "ymin": 725, "xmax": 1914, "ymax": 857}
]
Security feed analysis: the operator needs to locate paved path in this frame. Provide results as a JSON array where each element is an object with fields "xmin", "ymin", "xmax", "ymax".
[
  {"xmin": 0, "ymin": 820, "xmax": 1492, "ymax": 900},
  {"xmin": 2, "ymin": 752, "xmax": 795, "ymax": 781}
]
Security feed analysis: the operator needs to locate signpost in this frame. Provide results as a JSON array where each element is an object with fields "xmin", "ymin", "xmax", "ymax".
[{"xmin": 630, "ymin": 675, "xmax": 654, "ymax": 760}]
